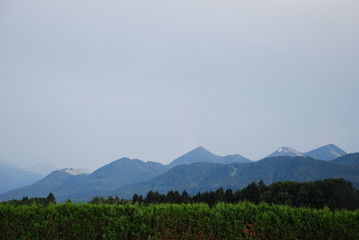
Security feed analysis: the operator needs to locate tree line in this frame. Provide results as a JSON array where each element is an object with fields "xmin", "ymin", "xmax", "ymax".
[
  {"xmin": 125, "ymin": 178, "xmax": 359, "ymax": 210},
  {"xmin": 2, "ymin": 192, "xmax": 56, "ymax": 206},
  {"xmin": 87, "ymin": 178, "xmax": 359, "ymax": 210},
  {"xmin": 3, "ymin": 178, "xmax": 358, "ymax": 210}
]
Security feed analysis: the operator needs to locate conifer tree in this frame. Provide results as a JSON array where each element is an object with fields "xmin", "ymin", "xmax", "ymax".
[{"xmin": 47, "ymin": 192, "xmax": 56, "ymax": 204}]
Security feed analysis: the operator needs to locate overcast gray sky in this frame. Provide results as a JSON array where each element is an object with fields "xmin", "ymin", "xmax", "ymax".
[{"xmin": 1, "ymin": 0, "xmax": 359, "ymax": 171}]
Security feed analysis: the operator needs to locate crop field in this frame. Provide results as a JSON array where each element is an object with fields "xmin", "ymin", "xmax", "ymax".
[{"xmin": 0, "ymin": 202, "xmax": 358, "ymax": 240}]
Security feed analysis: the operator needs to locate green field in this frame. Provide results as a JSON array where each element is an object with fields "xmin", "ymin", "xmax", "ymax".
[{"xmin": 1, "ymin": 202, "xmax": 358, "ymax": 240}]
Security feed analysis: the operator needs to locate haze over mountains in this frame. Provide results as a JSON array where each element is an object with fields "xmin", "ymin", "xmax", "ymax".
[
  {"xmin": 0, "ymin": 169, "xmax": 88, "ymax": 200},
  {"xmin": 0, "ymin": 144, "xmax": 357, "ymax": 202},
  {"xmin": 0, "ymin": 161, "xmax": 43, "ymax": 194},
  {"xmin": 25, "ymin": 162, "xmax": 62, "ymax": 176}
]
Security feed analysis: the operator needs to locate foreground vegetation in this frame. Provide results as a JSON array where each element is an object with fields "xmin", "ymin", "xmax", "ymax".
[
  {"xmin": 1, "ymin": 179, "xmax": 358, "ymax": 239},
  {"xmin": 1, "ymin": 202, "xmax": 358, "ymax": 240}
]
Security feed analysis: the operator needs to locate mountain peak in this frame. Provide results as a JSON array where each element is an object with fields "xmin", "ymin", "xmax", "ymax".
[
  {"xmin": 168, "ymin": 146, "xmax": 220, "ymax": 168},
  {"xmin": 265, "ymin": 146, "xmax": 303, "ymax": 158},
  {"xmin": 277, "ymin": 147, "xmax": 302, "ymax": 154},
  {"xmin": 305, "ymin": 144, "xmax": 347, "ymax": 161},
  {"xmin": 168, "ymin": 146, "xmax": 251, "ymax": 168},
  {"xmin": 116, "ymin": 157, "xmax": 132, "ymax": 162},
  {"xmin": 190, "ymin": 146, "xmax": 210, "ymax": 153}
]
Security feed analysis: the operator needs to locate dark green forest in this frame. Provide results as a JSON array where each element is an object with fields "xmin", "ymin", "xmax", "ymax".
[
  {"xmin": 96, "ymin": 178, "xmax": 359, "ymax": 210},
  {"xmin": 4, "ymin": 178, "xmax": 358, "ymax": 210}
]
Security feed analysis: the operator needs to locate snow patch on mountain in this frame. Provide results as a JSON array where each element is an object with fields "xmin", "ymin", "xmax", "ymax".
[
  {"xmin": 64, "ymin": 169, "xmax": 84, "ymax": 176},
  {"xmin": 277, "ymin": 147, "xmax": 304, "ymax": 156},
  {"xmin": 265, "ymin": 146, "xmax": 304, "ymax": 159}
]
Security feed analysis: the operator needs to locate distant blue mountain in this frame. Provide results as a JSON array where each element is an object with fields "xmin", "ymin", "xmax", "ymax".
[
  {"xmin": 264, "ymin": 144, "xmax": 347, "ymax": 161},
  {"xmin": 168, "ymin": 146, "xmax": 251, "ymax": 168},
  {"xmin": 0, "ymin": 161, "xmax": 43, "ymax": 194},
  {"xmin": 52, "ymin": 158, "xmax": 169, "ymax": 202},
  {"xmin": 304, "ymin": 144, "xmax": 347, "ymax": 161},
  {"xmin": 0, "ymin": 158, "xmax": 169, "ymax": 202},
  {"xmin": 0, "ymin": 168, "xmax": 87, "ymax": 200}
]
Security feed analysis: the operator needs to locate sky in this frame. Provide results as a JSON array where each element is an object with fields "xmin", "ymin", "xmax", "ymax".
[{"xmin": 1, "ymin": 0, "xmax": 359, "ymax": 171}]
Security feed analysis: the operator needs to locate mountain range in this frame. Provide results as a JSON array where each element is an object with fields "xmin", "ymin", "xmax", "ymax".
[
  {"xmin": 114, "ymin": 155, "xmax": 359, "ymax": 198},
  {"xmin": 0, "ymin": 144, "xmax": 357, "ymax": 202},
  {"xmin": 265, "ymin": 144, "xmax": 347, "ymax": 160},
  {"xmin": 0, "ymin": 158, "xmax": 169, "ymax": 202}
]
